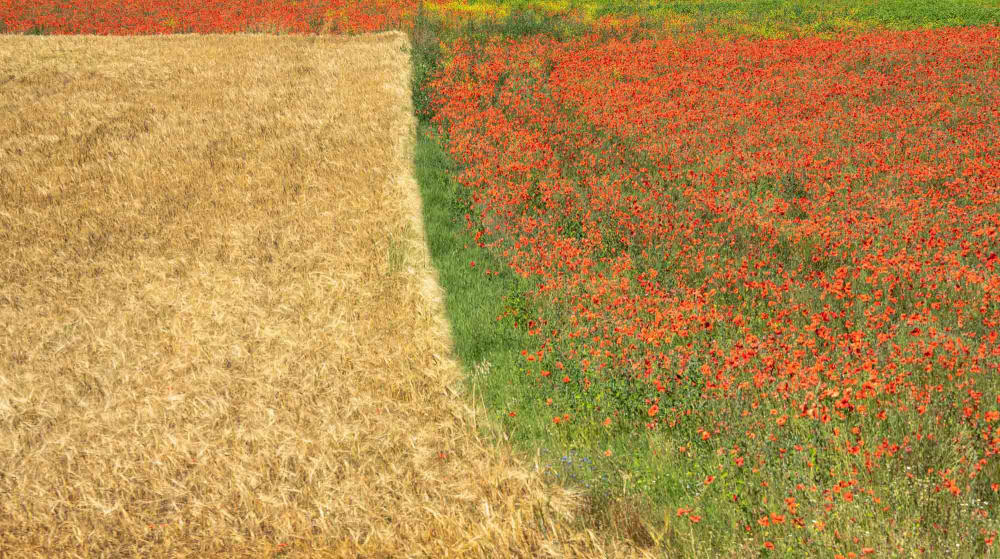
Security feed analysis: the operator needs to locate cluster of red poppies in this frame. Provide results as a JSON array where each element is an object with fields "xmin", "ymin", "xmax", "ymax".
[
  {"xmin": 429, "ymin": 25, "xmax": 1000, "ymax": 550},
  {"xmin": 0, "ymin": 0, "xmax": 421, "ymax": 34}
]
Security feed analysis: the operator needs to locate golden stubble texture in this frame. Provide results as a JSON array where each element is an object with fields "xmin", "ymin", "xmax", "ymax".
[{"xmin": 0, "ymin": 33, "xmax": 652, "ymax": 558}]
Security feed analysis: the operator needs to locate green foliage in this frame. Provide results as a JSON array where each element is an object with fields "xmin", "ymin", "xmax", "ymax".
[
  {"xmin": 415, "ymin": 121, "xmax": 665, "ymax": 542},
  {"xmin": 410, "ymin": 9, "xmax": 445, "ymax": 123},
  {"xmin": 415, "ymin": 122, "xmax": 536, "ymax": 394},
  {"xmin": 455, "ymin": 0, "xmax": 999, "ymax": 36},
  {"xmin": 461, "ymin": 7, "xmax": 592, "ymax": 41}
]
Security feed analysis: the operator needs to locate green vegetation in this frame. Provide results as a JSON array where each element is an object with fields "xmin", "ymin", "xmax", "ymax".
[
  {"xmin": 414, "ymin": 120, "xmax": 664, "ymax": 547},
  {"xmin": 431, "ymin": 0, "xmax": 1000, "ymax": 36}
]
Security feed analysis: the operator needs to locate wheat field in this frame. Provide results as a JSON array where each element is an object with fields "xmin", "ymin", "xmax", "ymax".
[{"xmin": 0, "ymin": 32, "xmax": 652, "ymax": 557}]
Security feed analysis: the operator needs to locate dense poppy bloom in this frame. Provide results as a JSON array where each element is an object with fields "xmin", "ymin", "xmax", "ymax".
[
  {"xmin": 429, "ymin": 24, "xmax": 1000, "ymax": 548},
  {"xmin": 0, "ymin": 0, "xmax": 432, "ymax": 34}
]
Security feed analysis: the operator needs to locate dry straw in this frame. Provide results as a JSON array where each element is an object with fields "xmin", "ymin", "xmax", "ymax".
[{"xmin": 0, "ymin": 32, "xmax": 654, "ymax": 558}]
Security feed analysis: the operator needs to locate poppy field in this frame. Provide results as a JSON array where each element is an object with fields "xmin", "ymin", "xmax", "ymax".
[
  {"xmin": 5, "ymin": 0, "xmax": 999, "ymax": 37},
  {"xmin": 3, "ymin": 1, "xmax": 1000, "ymax": 557},
  {"xmin": 422, "ymin": 20, "xmax": 1000, "ymax": 555},
  {"xmin": 0, "ymin": 0, "xmax": 422, "ymax": 34}
]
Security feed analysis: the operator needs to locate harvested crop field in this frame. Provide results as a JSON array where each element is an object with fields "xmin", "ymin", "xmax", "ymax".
[{"xmin": 0, "ymin": 33, "xmax": 649, "ymax": 558}]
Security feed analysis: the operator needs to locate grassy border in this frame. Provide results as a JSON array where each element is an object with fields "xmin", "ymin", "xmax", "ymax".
[{"xmin": 413, "ymin": 120, "xmax": 683, "ymax": 551}]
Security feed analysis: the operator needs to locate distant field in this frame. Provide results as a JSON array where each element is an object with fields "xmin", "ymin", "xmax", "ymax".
[
  {"xmin": 0, "ymin": 0, "xmax": 419, "ymax": 34},
  {"xmin": 0, "ymin": 33, "xmax": 647, "ymax": 558},
  {"xmin": 3, "ymin": 0, "xmax": 997, "ymax": 36},
  {"xmin": 433, "ymin": 0, "xmax": 1000, "ymax": 33}
]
